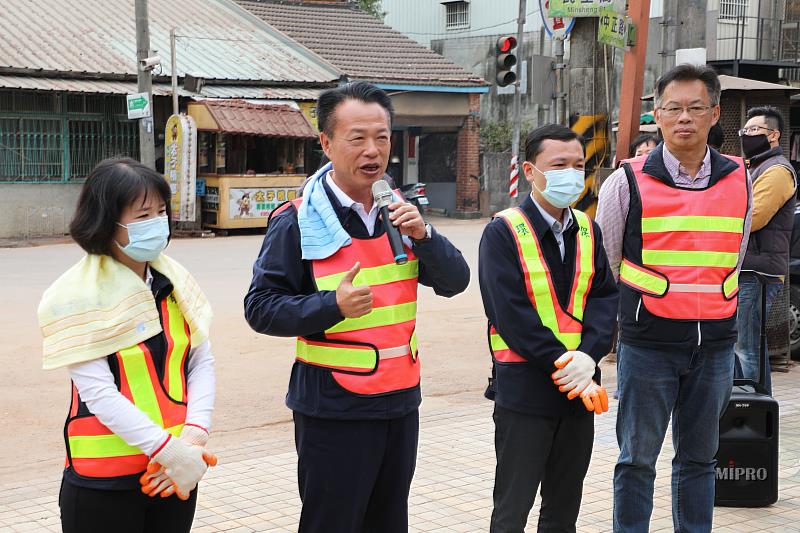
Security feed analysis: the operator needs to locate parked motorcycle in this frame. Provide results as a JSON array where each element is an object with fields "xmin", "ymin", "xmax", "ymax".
[{"xmin": 399, "ymin": 182, "xmax": 429, "ymax": 213}]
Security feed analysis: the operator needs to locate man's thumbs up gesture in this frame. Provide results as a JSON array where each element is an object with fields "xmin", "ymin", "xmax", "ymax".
[{"xmin": 336, "ymin": 262, "xmax": 373, "ymax": 318}]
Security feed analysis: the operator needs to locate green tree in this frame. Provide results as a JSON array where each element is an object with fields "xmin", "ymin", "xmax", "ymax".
[
  {"xmin": 480, "ymin": 121, "xmax": 534, "ymax": 153},
  {"xmin": 359, "ymin": 0, "xmax": 385, "ymax": 20}
]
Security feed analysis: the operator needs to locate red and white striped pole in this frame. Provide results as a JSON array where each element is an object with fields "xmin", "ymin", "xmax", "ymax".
[{"xmin": 509, "ymin": 155, "xmax": 519, "ymax": 198}]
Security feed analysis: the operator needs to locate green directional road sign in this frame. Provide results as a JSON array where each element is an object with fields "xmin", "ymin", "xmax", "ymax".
[
  {"xmin": 128, "ymin": 96, "xmax": 147, "ymax": 110},
  {"xmin": 126, "ymin": 92, "xmax": 152, "ymax": 119}
]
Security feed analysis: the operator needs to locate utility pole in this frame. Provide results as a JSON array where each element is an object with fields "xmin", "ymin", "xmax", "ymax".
[
  {"xmin": 171, "ymin": 28, "xmax": 178, "ymax": 116},
  {"xmin": 660, "ymin": 0, "xmax": 707, "ymax": 77},
  {"xmin": 615, "ymin": 0, "xmax": 651, "ymax": 165},
  {"xmin": 566, "ymin": 17, "xmax": 610, "ymax": 215},
  {"xmin": 135, "ymin": 0, "xmax": 156, "ymax": 168},
  {"xmin": 509, "ymin": 0, "xmax": 526, "ymax": 202},
  {"xmin": 568, "ymin": 18, "xmax": 608, "ymax": 119},
  {"xmin": 553, "ymin": 37, "xmax": 566, "ymax": 125}
]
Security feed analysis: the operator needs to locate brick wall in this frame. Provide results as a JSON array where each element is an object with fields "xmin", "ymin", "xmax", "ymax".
[{"xmin": 455, "ymin": 93, "xmax": 481, "ymax": 216}]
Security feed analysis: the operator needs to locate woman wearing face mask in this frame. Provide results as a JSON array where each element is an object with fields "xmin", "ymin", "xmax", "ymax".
[
  {"xmin": 38, "ymin": 158, "xmax": 217, "ymax": 533},
  {"xmin": 479, "ymin": 124, "xmax": 619, "ymax": 532}
]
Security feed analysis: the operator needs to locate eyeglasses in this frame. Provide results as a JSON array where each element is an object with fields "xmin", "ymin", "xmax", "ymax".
[
  {"xmin": 657, "ymin": 105, "xmax": 713, "ymax": 118},
  {"xmin": 737, "ymin": 125, "xmax": 775, "ymax": 137}
]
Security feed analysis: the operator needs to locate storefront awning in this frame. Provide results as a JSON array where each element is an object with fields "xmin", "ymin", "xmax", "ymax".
[{"xmin": 189, "ymin": 99, "xmax": 318, "ymax": 138}]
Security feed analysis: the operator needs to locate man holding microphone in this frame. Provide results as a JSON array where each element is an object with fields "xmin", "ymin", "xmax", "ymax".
[{"xmin": 244, "ymin": 82, "xmax": 469, "ymax": 533}]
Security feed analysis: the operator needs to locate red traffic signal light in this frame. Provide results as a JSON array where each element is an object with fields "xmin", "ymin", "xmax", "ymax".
[
  {"xmin": 495, "ymin": 36, "xmax": 518, "ymax": 88},
  {"xmin": 497, "ymin": 36, "xmax": 517, "ymax": 53}
]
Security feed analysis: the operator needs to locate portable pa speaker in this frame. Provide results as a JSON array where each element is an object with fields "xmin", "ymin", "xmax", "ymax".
[
  {"xmin": 714, "ymin": 386, "xmax": 779, "ymax": 507},
  {"xmin": 715, "ymin": 270, "xmax": 780, "ymax": 508}
]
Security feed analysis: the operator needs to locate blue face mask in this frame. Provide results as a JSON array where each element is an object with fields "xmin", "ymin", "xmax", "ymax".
[
  {"xmin": 116, "ymin": 215, "xmax": 169, "ymax": 262},
  {"xmin": 532, "ymin": 166, "xmax": 586, "ymax": 209}
]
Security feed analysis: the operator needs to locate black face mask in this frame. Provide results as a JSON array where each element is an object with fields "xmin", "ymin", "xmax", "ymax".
[{"xmin": 741, "ymin": 134, "xmax": 771, "ymax": 160}]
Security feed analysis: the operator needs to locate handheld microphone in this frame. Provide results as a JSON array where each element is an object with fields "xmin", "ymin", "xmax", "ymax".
[{"xmin": 372, "ymin": 180, "xmax": 408, "ymax": 265}]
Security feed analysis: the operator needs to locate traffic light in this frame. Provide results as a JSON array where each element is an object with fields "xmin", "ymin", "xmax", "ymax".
[{"xmin": 495, "ymin": 36, "xmax": 517, "ymax": 87}]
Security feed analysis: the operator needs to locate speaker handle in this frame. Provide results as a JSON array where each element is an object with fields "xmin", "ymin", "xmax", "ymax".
[{"xmin": 735, "ymin": 270, "xmax": 782, "ymax": 395}]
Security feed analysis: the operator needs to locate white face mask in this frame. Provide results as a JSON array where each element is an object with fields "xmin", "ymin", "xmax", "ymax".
[
  {"xmin": 116, "ymin": 215, "xmax": 169, "ymax": 262},
  {"xmin": 532, "ymin": 165, "xmax": 586, "ymax": 208}
]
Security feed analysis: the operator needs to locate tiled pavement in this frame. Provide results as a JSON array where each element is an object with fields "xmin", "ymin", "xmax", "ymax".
[{"xmin": 2, "ymin": 362, "xmax": 798, "ymax": 532}]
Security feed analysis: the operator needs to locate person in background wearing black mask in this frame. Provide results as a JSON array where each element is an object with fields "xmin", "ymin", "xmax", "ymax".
[{"xmin": 737, "ymin": 106, "xmax": 797, "ymax": 393}]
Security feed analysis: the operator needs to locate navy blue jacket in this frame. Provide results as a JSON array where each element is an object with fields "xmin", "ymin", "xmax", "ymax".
[
  {"xmin": 244, "ymin": 179, "xmax": 470, "ymax": 420},
  {"xmin": 479, "ymin": 195, "xmax": 619, "ymax": 417}
]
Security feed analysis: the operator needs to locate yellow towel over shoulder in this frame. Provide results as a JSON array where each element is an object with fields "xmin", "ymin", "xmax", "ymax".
[{"xmin": 38, "ymin": 254, "xmax": 213, "ymax": 370}]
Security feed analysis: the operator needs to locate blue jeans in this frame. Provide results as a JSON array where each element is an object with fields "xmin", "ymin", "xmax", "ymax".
[
  {"xmin": 734, "ymin": 277, "xmax": 781, "ymax": 395},
  {"xmin": 613, "ymin": 341, "xmax": 735, "ymax": 533}
]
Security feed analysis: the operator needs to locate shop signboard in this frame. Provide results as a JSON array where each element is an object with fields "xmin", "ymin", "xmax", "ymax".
[
  {"xmin": 164, "ymin": 114, "xmax": 198, "ymax": 221},
  {"xmin": 229, "ymin": 187, "xmax": 300, "ymax": 220},
  {"xmin": 298, "ymin": 102, "xmax": 319, "ymax": 132}
]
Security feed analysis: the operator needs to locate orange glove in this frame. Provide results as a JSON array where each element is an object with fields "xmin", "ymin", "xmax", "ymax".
[{"xmin": 574, "ymin": 381, "xmax": 609, "ymax": 414}]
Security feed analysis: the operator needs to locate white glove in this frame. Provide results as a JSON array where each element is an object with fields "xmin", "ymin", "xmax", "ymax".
[
  {"xmin": 141, "ymin": 425, "xmax": 211, "ymax": 498},
  {"xmin": 149, "ymin": 436, "xmax": 208, "ymax": 499},
  {"xmin": 180, "ymin": 424, "xmax": 210, "ymax": 447},
  {"xmin": 551, "ymin": 351, "xmax": 596, "ymax": 396}
]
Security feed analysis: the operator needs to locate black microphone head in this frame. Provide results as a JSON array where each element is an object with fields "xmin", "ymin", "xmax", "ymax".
[{"xmin": 372, "ymin": 179, "xmax": 393, "ymax": 208}]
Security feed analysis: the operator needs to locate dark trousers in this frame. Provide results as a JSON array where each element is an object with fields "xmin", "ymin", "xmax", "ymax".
[
  {"xmin": 491, "ymin": 404, "xmax": 594, "ymax": 533},
  {"xmin": 294, "ymin": 409, "xmax": 419, "ymax": 533},
  {"xmin": 59, "ymin": 478, "xmax": 197, "ymax": 533}
]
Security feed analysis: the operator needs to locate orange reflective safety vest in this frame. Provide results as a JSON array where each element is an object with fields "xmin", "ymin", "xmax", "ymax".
[
  {"xmin": 283, "ymin": 200, "xmax": 420, "ymax": 396},
  {"xmin": 618, "ymin": 155, "xmax": 748, "ymax": 320},
  {"xmin": 64, "ymin": 293, "xmax": 190, "ymax": 479},
  {"xmin": 488, "ymin": 207, "xmax": 595, "ymax": 363}
]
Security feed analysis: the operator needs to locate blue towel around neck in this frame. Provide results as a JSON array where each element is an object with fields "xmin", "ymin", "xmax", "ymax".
[{"xmin": 297, "ymin": 162, "xmax": 352, "ymax": 260}]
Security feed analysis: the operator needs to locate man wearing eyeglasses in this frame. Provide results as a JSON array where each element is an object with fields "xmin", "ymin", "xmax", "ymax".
[
  {"xmin": 736, "ymin": 106, "xmax": 797, "ymax": 394},
  {"xmin": 596, "ymin": 64, "xmax": 752, "ymax": 532}
]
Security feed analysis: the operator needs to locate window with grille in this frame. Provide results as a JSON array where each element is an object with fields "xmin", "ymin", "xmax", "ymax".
[
  {"xmin": 445, "ymin": 1, "xmax": 469, "ymax": 30},
  {"xmin": 720, "ymin": 0, "xmax": 748, "ymax": 21},
  {"xmin": 0, "ymin": 91, "xmax": 138, "ymax": 182}
]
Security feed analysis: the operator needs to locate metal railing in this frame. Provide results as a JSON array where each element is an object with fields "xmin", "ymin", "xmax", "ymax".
[{"xmin": 715, "ymin": 14, "xmax": 800, "ymax": 63}]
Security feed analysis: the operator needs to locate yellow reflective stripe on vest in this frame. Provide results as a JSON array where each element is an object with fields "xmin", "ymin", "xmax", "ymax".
[
  {"xmin": 165, "ymin": 295, "xmax": 189, "ymax": 401},
  {"xmin": 723, "ymin": 271, "xmax": 739, "ymax": 298},
  {"xmin": 326, "ymin": 302, "xmax": 417, "ymax": 334},
  {"xmin": 497, "ymin": 208, "xmax": 584, "ymax": 349},
  {"xmin": 619, "ymin": 260, "xmax": 668, "ymax": 296},
  {"xmin": 69, "ymin": 424, "xmax": 183, "ymax": 459},
  {"xmin": 555, "ymin": 333, "xmax": 581, "ymax": 350},
  {"xmin": 642, "ymin": 250, "xmax": 739, "ymax": 268},
  {"xmin": 641, "ymin": 216, "xmax": 744, "ymax": 234},
  {"xmin": 571, "ymin": 210, "xmax": 593, "ymax": 319},
  {"xmin": 490, "ymin": 332, "xmax": 508, "ymax": 351},
  {"xmin": 410, "ymin": 330, "xmax": 418, "ymax": 360},
  {"xmin": 296, "ymin": 340, "xmax": 376, "ymax": 370},
  {"xmin": 315, "ymin": 260, "xmax": 419, "ymax": 291},
  {"xmin": 119, "ymin": 345, "xmax": 164, "ymax": 428}
]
